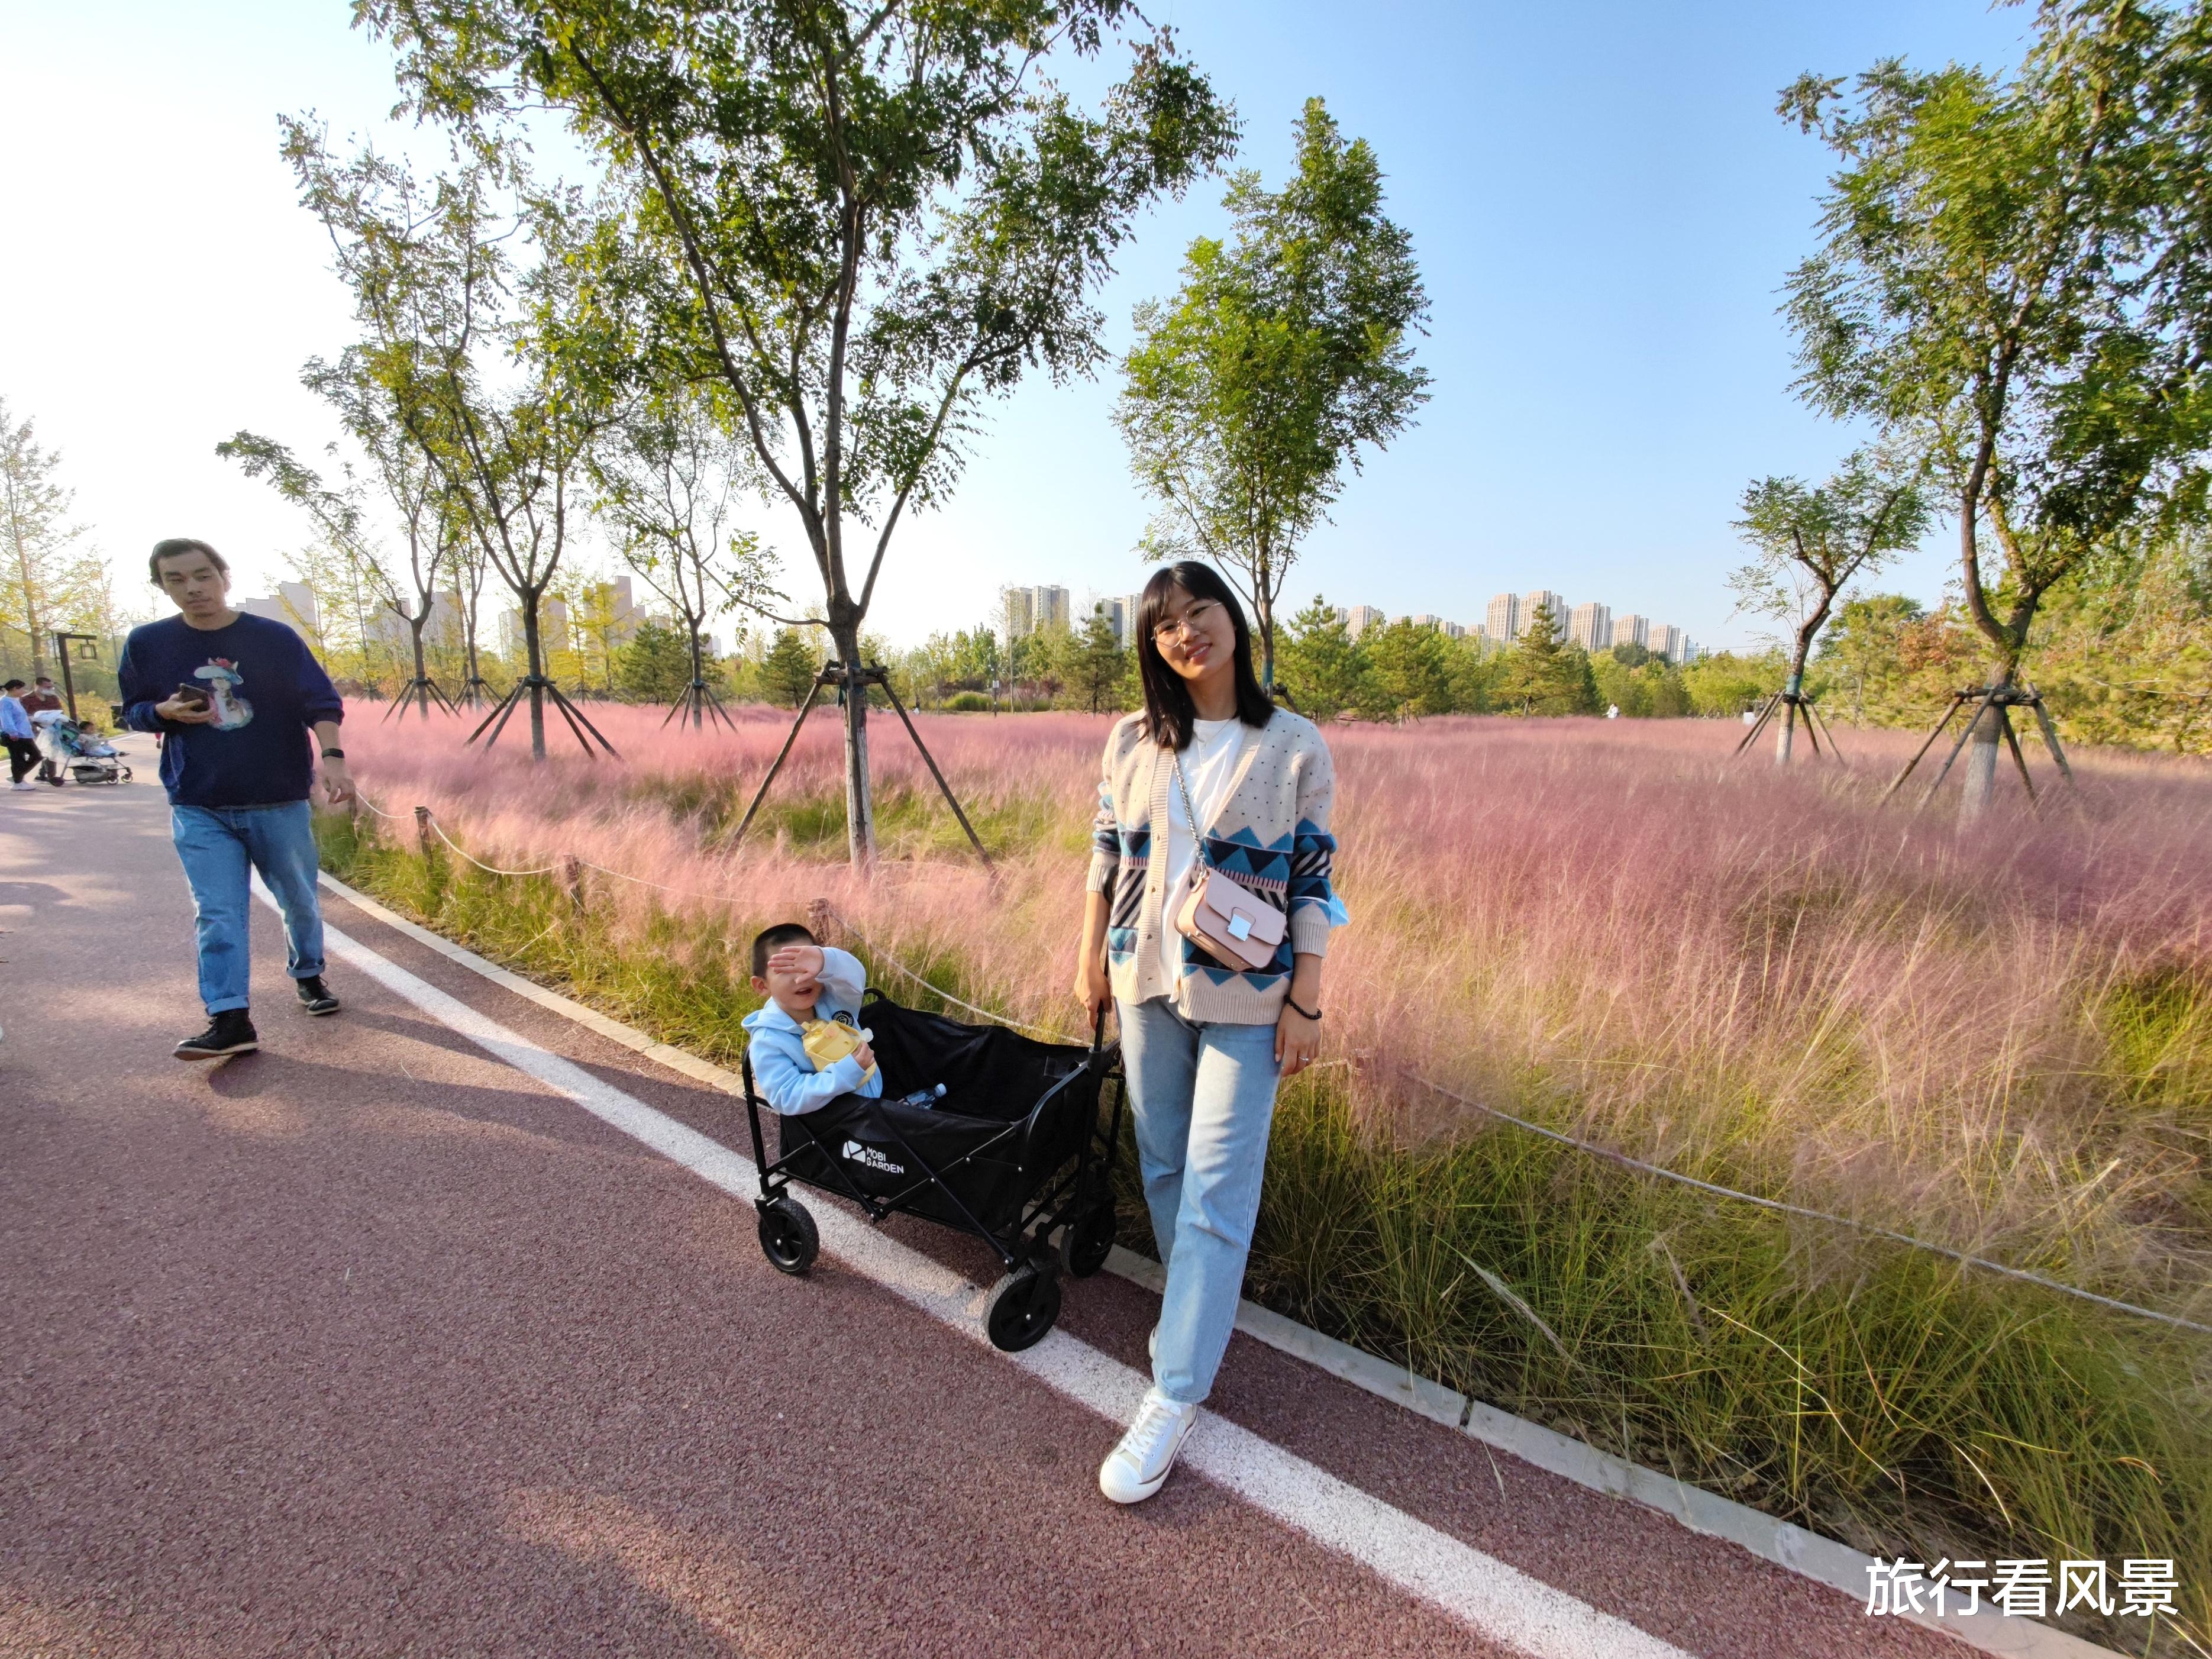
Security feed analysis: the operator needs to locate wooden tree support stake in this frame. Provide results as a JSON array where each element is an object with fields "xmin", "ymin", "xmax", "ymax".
[
  {"xmin": 383, "ymin": 676, "xmax": 460, "ymax": 723},
  {"xmin": 724, "ymin": 663, "xmax": 994, "ymax": 872}
]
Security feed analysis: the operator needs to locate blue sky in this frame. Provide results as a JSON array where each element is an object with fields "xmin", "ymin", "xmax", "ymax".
[{"xmin": 0, "ymin": 1, "xmax": 2033, "ymax": 650}]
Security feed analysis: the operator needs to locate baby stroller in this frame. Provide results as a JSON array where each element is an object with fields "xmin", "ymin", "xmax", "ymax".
[
  {"xmin": 744, "ymin": 991, "xmax": 1123, "ymax": 1352},
  {"xmin": 33, "ymin": 713, "xmax": 131, "ymax": 785}
]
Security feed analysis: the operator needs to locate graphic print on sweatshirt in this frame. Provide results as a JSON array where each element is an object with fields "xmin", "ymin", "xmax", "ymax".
[{"xmin": 193, "ymin": 659, "xmax": 253, "ymax": 730}]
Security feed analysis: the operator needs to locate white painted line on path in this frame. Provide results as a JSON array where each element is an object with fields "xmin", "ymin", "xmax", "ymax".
[{"xmin": 262, "ymin": 885, "xmax": 1691, "ymax": 1659}]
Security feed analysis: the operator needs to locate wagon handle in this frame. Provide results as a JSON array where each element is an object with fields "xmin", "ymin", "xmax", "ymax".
[{"xmin": 1092, "ymin": 1002, "xmax": 1110, "ymax": 1054}]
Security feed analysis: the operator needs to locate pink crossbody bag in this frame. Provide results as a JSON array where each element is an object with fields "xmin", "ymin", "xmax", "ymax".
[{"xmin": 1169, "ymin": 751, "xmax": 1287, "ymax": 971}]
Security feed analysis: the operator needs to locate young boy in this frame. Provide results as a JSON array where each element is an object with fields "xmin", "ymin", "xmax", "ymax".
[{"xmin": 741, "ymin": 922, "xmax": 886, "ymax": 1115}]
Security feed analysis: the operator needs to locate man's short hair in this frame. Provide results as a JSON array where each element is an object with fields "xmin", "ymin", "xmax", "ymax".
[
  {"xmin": 148, "ymin": 538, "xmax": 229, "ymax": 585},
  {"xmin": 751, "ymin": 922, "xmax": 817, "ymax": 979}
]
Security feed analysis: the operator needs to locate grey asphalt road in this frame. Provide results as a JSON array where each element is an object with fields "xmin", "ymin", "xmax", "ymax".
[{"xmin": 1, "ymin": 766, "xmax": 1967, "ymax": 1658}]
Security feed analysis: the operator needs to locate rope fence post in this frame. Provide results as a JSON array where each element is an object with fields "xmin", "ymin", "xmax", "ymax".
[
  {"xmin": 563, "ymin": 855, "xmax": 585, "ymax": 914},
  {"xmin": 414, "ymin": 805, "xmax": 432, "ymax": 857}
]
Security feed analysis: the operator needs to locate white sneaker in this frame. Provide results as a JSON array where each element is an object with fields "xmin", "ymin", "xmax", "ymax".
[
  {"xmin": 9, "ymin": 781, "xmax": 37, "ymax": 792},
  {"xmin": 1099, "ymin": 1386, "xmax": 1197, "ymax": 1504}
]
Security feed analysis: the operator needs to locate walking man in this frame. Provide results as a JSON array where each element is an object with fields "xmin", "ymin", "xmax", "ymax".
[
  {"xmin": 118, "ymin": 538, "xmax": 354, "ymax": 1059},
  {"xmin": 1, "ymin": 680, "xmax": 40, "ymax": 789}
]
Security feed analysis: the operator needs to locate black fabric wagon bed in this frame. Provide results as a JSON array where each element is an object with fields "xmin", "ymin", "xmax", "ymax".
[{"xmin": 743, "ymin": 992, "xmax": 1124, "ymax": 1351}]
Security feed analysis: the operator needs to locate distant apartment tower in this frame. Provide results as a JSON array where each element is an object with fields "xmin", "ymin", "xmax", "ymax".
[
  {"xmin": 1611, "ymin": 614, "xmax": 1649, "ymax": 651},
  {"xmin": 1650, "ymin": 623, "xmax": 1686, "ymax": 662},
  {"xmin": 1344, "ymin": 604, "xmax": 1386, "ymax": 641},
  {"xmin": 1521, "ymin": 590, "xmax": 1568, "ymax": 641},
  {"xmin": 236, "ymin": 580, "xmax": 321, "ymax": 646},
  {"xmin": 1569, "ymin": 602, "xmax": 1611, "ymax": 652},
  {"xmin": 500, "ymin": 595, "xmax": 570, "ymax": 660},
  {"xmin": 1002, "ymin": 583, "xmax": 1070, "ymax": 638},
  {"xmin": 1485, "ymin": 592, "xmax": 1520, "ymax": 644},
  {"xmin": 1100, "ymin": 591, "xmax": 1148, "ymax": 648}
]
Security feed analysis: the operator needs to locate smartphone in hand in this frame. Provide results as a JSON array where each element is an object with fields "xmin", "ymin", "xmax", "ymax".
[{"xmin": 173, "ymin": 682, "xmax": 212, "ymax": 709}]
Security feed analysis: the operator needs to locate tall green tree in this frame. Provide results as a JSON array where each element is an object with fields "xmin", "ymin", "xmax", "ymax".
[
  {"xmin": 1731, "ymin": 449, "xmax": 1929, "ymax": 760},
  {"xmin": 1275, "ymin": 594, "xmax": 1366, "ymax": 721},
  {"xmin": 282, "ymin": 128, "xmax": 612, "ymax": 759},
  {"xmin": 592, "ymin": 386, "xmax": 787, "ymax": 725},
  {"xmin": 1064, "ymin": 605, "xmax": 1131, "ymax": 713},
  {"xmin": 1117, "ymin": 98, "xmax": 1429, "ymax": 688},
  {"xmin": 1, "ymin": 398, "xmax": 98, "ymax": 682},
  {"xmin": 1819, "ymin": 593, "xmax": 1930, "ymax": 725},
  {"xmin": 362, "ymin": 0, "xmax": 1236, "ymax": 863},
  {"xmin": 1493, "ymin": 599, "xmax": 1600, "ymax": 716},
  {"xmin": 758, "ymin": 626, "xmax": 824, "ymax": 711},
  {"xmin": 1360, "ymin": 617, "xmax": 1453, "ymax": 720},
  {"xmin": 1782, "ymin": 2, "xmax": 2212, "ymax": 812}
]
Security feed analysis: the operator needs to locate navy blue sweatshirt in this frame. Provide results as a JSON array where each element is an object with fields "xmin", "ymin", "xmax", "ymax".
[{"xmin": 118, "ymin": 613, "xmax": 344, "ymax": 807}]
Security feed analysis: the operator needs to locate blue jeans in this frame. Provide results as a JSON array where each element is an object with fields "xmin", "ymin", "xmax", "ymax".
[
  {"xmin": 171, "ymin": 802, "xmax": 327, "ymax": 1015},
  {"xmin": 1117, "ymin": 996, "xmax": 1282, "ymax": 1406}
]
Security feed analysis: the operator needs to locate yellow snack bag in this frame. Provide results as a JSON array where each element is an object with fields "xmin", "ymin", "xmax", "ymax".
[{"xmin": 802, "ymin": 1018, "xmax": 877, "ymax": 1082}]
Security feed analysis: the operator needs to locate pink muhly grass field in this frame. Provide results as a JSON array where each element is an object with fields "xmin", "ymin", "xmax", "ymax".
[{"xmin": 341, "ymin": 702, "xmax": 2212, "ymax": 1297}]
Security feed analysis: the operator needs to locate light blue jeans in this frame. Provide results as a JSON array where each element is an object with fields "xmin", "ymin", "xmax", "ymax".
[
  {"xmin": 171, "ymin": 802, "xmax": 327, "ymax": 1015},
  {"xmin": 1117, "ymin": 996, "xmax": 1282, "ymax": 1406}
]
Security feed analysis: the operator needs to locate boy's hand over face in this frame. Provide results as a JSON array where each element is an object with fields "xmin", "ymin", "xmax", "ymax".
[{"xmin": 766, "ymin": 944, "xmax": 826, "ymax": 989}]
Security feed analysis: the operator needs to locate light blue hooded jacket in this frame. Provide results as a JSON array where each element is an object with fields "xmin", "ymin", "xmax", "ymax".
[{"xmin": 740, "ymin": 945, "xmax": 886, "ymax": 1115}]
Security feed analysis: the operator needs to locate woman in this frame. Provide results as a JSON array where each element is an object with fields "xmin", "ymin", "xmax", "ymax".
[{"xmin": 1073, "ymin": 561, "xmax": 1344, "ymax": 1504}]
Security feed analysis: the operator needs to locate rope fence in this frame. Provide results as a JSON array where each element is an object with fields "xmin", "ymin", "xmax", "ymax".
[{"xmin": 348, "ymin": 796, "xmax": 2212, "ymax": 1338}]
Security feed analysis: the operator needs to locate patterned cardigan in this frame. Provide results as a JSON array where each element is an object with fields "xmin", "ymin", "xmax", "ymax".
[{"xmin": 1087, "ymin": 708, "xmax": 1344, "ymax": 1025}]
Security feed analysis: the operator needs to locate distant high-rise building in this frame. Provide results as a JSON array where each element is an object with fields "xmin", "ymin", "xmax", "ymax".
[
  {"xmin": 1521, "ymin": 590, "xmax": 1568, "ymax": 641},
  {"xmin": 1344, "ymin": 604, "xmax": 1386, "ymax": 640},
  {"xmin": 236, "ymin": 582, "xmax": 321, "ymax": 645},
  {"xmin": 1569, "ymin": 602, "xmax": 1612, "ymax": 652},
  {"xmin": 1649, "ymin": 623, "xmax": 1685, "ymax": 662},
  {"xmin": 1002, "ymin": 583, "xmax": 1070, "ymax": 638},
  {"xmin": 1486, "ymin": 592, "xmax": 1521, "ymax": 643},
  {"xmin": 1098, "ymin": 592, "xmax": 1147, "ymax": 648},
  {"xmin": 1409, "ymin": 612, "xmax": 1442, "ymax": 631},
  {"xmin": 1612, "ymin": 614, "xmax": 1649, "ymax": 651},
  {"xmin": 425, "ymin": 589, "xmax": 466, "ymax": 653}
]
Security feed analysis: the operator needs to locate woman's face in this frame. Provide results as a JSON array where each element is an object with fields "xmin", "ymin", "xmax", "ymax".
[{"xmin": 1150, "ymin": 586, "xmax": 1238, "ymax": 688}]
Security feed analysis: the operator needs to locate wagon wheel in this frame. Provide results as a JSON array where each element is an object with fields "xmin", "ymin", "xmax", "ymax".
[
  {"xmin": 1064, "ymin": 1200, "xmax": 1117, "ymax": 1279},
  {"xmin": 984, "ymin": 1264, "xmax": 1062, "ymax": 1351},
  {"xmin": 756, "ymin": 1196, "xmax": 819, "ymax": 1276}
]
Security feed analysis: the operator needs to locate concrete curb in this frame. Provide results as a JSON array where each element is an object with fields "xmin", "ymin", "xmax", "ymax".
[{"xmin": 317, "ymin": 872, "xmax": 2120, "ymax": 1659}]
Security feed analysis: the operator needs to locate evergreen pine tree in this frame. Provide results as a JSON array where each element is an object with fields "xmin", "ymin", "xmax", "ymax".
[{"xmin": 758, "ymin": 626, "xmax": 822, "ymax": 709}]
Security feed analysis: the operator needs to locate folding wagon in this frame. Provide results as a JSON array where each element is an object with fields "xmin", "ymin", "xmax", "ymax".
[{"xmin": 742, "ymin": 992, "xmax": 1125, "ymax": 1351}]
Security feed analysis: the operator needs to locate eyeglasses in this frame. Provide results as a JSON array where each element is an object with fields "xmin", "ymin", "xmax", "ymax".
[{"xmin": 1152, "ymin": 599, "xmax": 1223, "ymax": 645}]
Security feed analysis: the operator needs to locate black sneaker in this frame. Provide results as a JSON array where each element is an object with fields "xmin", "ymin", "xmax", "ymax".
[
  {"xmin": 175, "ymin": 1009, "xmax": 259, "ymax": 1060},
  {"xmin": 295, "ymin": 976, "xmax": 341, "ymax": 1016}
]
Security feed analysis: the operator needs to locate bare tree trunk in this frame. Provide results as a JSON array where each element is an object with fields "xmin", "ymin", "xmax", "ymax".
[
  {"xmin": 1775, "ymin": 653, "xmax": 1808, "ymax": 765},
  {"xmin": 522, "ymin": 602, "xmax": 547, "ymax": 761},
  {"xmin": 411, "ymin": 622, "xmax": 431, "ymax": 717},
  {"xmin": 1257, "ymin": 585, "xmax": 1275, "ymax": 693},
  {"xmin": 1959, "ymin": 689, "xmax": 2006, "ymax": 824},
  {"xmin": 688, "ymin": 625, "xmax": 705, "ymax": 730},
  {"xmin": 831, "ymin": 618, "xmax": 874, "ymax": 866}
]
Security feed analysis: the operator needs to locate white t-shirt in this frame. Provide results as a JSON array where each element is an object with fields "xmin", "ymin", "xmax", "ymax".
[{"xmin": 1159, "ymin": 717, "xmax": 1246, "ymax": 982}]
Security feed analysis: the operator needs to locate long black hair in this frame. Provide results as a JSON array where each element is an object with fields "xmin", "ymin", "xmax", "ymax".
[{"xmin": 1134, "ymin": 561, "xmax": 1275, "ymax": 750}]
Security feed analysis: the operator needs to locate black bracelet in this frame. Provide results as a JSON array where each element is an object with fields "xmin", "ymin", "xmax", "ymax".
[
  {"xmin": 321, "ymin": 747, "xmax": 345, "ymax": 760},
  {"xmin": 1285, "ymin": 997, "xmax": 1322, "ymax": 1021}
]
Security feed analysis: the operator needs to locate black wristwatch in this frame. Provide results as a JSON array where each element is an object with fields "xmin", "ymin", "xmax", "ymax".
[{"xmin": 321, "ymin": 747, "xmax": 346, "ymax": 760}]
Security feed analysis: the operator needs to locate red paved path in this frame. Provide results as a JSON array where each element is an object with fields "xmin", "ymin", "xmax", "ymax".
[{"xmin": 1, "ymin": 769, "xmax": 1969, "ymax": 1657}]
